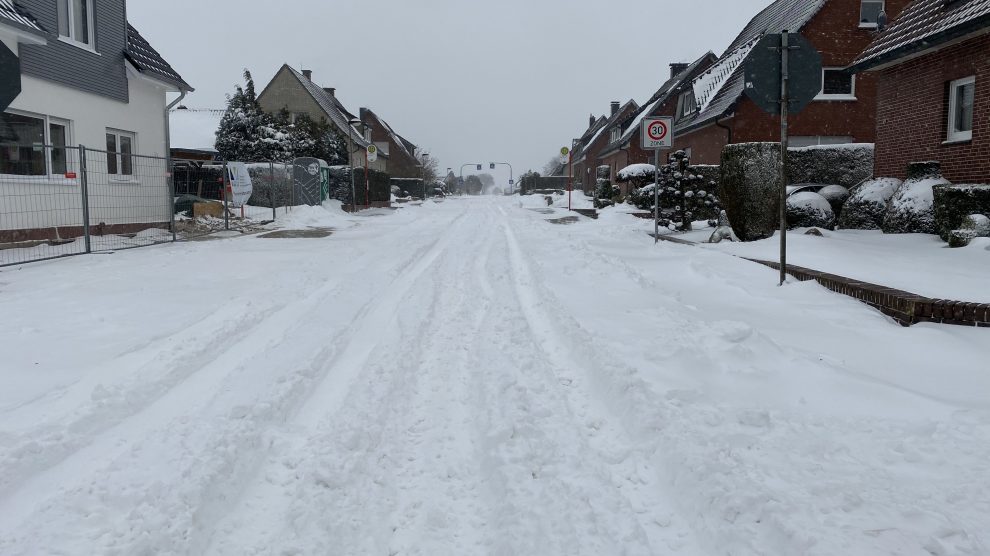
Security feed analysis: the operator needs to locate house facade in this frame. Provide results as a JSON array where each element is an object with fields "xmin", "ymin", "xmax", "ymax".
[
  {"xmin": 568, "ymin": 114, "xmax": 606, "ymax": 194},
  {"xmin": 1, "ymin": 0, "xmax": 191, "ymax": 240},
  {"xmin": 671, "ymin": 0, "xmax": 912, "ymax": 165},
  {"xmin": 257, "ymin": 65, "xmax": 387, "ymax": 173},
  {"xmin": 849, "ymin": 0, "xmax": 990, "ymax": 183},
  {"xmin": 572, "ymin": 101, "xmax": 638, "ymax": 194},
  {"xmin": 599, "ymin": 53, "xmax": 718, "ymax": 193},
  {"xmin": 359, "ymin": 107, "xmax": 422, "ymax": 179}
]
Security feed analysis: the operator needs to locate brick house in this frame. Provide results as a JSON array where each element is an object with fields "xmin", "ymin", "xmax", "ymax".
[
  {"xmin": 571, "ymin": 100, "xmax": 638, "ymax": 194},
  {"xmin": 848, "ymin": 0, "xmax": 990, "ymax": 183},
  {"xmin": 359, "ymin": 107, "xmax": 422, "ymax": 179},
  {"xmin": 672, "ymin": 0, "xmax": 912, "ymax": 165},
  {"xmin": 568, "ymin": 114, "xmax": 607, "ymax": 193},
  {"xmin": 598, "ymin": 53, "xmax": 718, "ymax": 194}
]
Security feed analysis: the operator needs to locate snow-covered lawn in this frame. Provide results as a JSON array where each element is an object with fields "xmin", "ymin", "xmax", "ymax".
[{"xmin": 0, "ymin": 197, "xmax": 987, "ymax": 555}]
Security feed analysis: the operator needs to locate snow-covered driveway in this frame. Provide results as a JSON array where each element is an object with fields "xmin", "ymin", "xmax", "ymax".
[{"xmin": 1, "ymin": 197, "xmax": 988, "ymax": 555}]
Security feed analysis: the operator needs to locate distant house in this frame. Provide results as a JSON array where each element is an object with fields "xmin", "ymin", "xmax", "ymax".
[
  {"xmin": 598, "ymin": 53, "xmax": 718, "ymax": 194},
  {"xmin": 359, "ymin": 107, "xmax": 422, "ymax": 179},
  {"xmin": 1, "ymin": 0, "xmax": 191, "ymax": 241},
  {"xmin": 256, "ymin": 65, "xmax": 387, "ymax": 172},
  {"xmin": 571, "ymin": 101, "xmax": 639, "ymax": 194},
  {"xmin": 848, "ymin": 0, "xmax": 990, "ymax": 183},
  {"xmin": 671, "ymin": 0, "xmax": 912, "ymax": 164},
  {"xmin": 168, "ymin": 107, "xmax": 223, "ymax": 161}
]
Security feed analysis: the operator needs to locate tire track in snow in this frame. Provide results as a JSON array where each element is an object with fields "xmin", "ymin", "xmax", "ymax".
[{"xmin": 0, "ymin": 210, "xmax": 469, "ymax": 554}]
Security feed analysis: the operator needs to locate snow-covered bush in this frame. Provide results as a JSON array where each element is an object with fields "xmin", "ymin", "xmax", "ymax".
[
  {"xmin": 817, "ymin": 185, "xmax": 850, "ymax": 218},
  {"xmin": 787, "ymin": 143, "xmax": 874, "ymax": 188},
  {"xmin": 616, "ymin": 164, "xmax": 657, "ymax": 188},
  {"xmin": 948, "ymin": 214, "xmax": 990, "ymax": 248},
  {"xmin": 719, "ymin": 142, "xmax": 781, "ymax": 241},
  {"xmin": 933, "ymin": 184, "xmax": 990, "ymax": 242},
  {"xmin": 837, "ymin": 178, "xmax": 901, "ymax": 230},
  {"xmin": 787, "ymin": 192, "xmax": 835, "ymax": 229},
  {"xmin": 883, "ymin": 163, "xmax": 949, "ymax": 234}
]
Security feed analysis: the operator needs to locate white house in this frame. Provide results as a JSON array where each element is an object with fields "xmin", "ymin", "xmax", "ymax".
[{"xmin": 0, "ymin": 0, "xmax": 191, "ymax": 243}]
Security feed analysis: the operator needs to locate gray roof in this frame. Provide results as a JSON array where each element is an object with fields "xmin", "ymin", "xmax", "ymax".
[
  {"xmin": 283, "ymin": 65, "xmax": 369, "ymax": 148},
  {"xmin": 850, "ymin": 0, "xmax": 990, "ymax": 72},
  {"xmin": 600, "ymin": 52, "xmax": 717, "ymax": 157},
  {"xmin": 0, "ymin": 0, "xmax": 44, "ymax": 37},
  {"xmin": 125, "ymin": 24, "xmax": 192, "ymax": 92},
  {"xmin": 571, "ymin": 115, "xmax": 607, "ymax": 161},
  {"xmin": 576, "ymin": 100, "xmax": 638, "ymax": 163},
  {"xmin": 674, "ymin": 0, "xmax": 827, "ymax": 134}
]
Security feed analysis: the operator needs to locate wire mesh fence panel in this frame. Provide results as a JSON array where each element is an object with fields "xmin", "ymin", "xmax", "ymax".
[
  {"xmin": 0, "ymin": 145, "xmax": 90, "ymax": 267},
  {"xmin": 81, "ymin": 146, "xmax": 174, "ymax": 253}
]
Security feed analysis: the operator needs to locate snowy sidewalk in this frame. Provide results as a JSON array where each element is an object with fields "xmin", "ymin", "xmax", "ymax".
[{"xmin": 0, "ymin": 197, "xmax": 988, "ymax": 555}]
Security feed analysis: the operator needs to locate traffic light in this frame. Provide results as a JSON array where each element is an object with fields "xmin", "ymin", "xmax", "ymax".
[{"xmin": 490, "ymin": 163, "xmax": 496, "ymax": 170}]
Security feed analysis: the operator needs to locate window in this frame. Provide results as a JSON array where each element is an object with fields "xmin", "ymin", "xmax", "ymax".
[
  {"xmin": 947, "ymin": 76, "xmax": 975, "ymax": 142},
  {"xmin": 678, "ymin": 90, "xmax": 698, "ymax": 119},
  {"xmin": 106, "ymin": 130, "xmax": 136, "ymax": 176},
  {"xmin": 57, "ymin": 0, "xmax": 95, "ymax": 47},
  {"xmin": 860, "ymin": 0, "xmax": 885, "ymax": 28},
  {"xmin": 790, "ymin": 136, "xmax": 855, "ymax": 147},
  {"xmin": 609, "ymin": 127, "xmax": 621, "ymax": 143},
  {"xmin": 0, "ymin": 111, "xmax": 72, "ymax": 177},
  {"xmin": 817, "ymin": 69, "xmax": 856, "ymax": 100}
]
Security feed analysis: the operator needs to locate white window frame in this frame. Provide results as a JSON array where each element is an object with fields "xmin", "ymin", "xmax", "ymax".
[
  {"xmin": 678, "ymin": 90, "xmax": 698, "ymax": 119},
  {"xmin": 947, "ymin": 76, "xmax": 976, "ymax": 143},
  {"xmin": 860, "ymin": 0, "xmax": 885, "ymax": 28},
  {"xmin": 609, "ymin": 127, "xmax": 621, "ymax": 144},
  {"xmin": 105, "ymin": 129, "xmax": 138, "ymax": 180},
  {"xmin": 57, "ymin": 0, "xmax": 96, "ymax": 51},
  {"xmin": 0, "ymin": 109, "xmax": 75, "ymax": 181},
  {"xmin": 816, "ymin": 68, "xmax": 857, "ymax": 100}
]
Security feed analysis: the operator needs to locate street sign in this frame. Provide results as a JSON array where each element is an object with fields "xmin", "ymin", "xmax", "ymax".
[
  {"xmin": 0, "ymin": 42, "xmax": 21, "ymax": 113},
  {"xmin": 367, "ymin": 144, "xmax": 378, "ymax": 163},
  {"xmin": 560, "ymin": 147, "xmax": 569, "ymax": 156},
  {"xmin": 509, "ymin": 179, "xmax": 514, "ymax": 185},
  {"xmin": 642, "ymin": 117, "xmax": 674, "ymax": 149},
  {"xmin": 744, "ymin": 32, "xmax": 822, "ymax": 115},
  {"xmin": 476, "ymin": 164, "xmax": 482, "ymax": 171}
]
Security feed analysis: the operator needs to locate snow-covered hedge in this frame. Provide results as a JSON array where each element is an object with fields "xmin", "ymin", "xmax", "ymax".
[
  {"xmin": 948, "ymin": 214, "xmax": 990, "ymax": 247},
  {"xmin": 247, "ymin": 163, "xmax": 292, "ymax": 208},
  {"xmin": 837, "ymin": 178, "xmax": 901, "ymax": 230},
  {"xmin": 787, "ymin": 192, "xmax": 835, "ymax": 229},
  {"xmin": 719, "ymin": 142, "xmax": 781, "ymax": 241},
  {"xmin": 616, "ymin": 164, "xmax": 657, "ymax": 182},
  {"xmin": 817, "ymin": 185, "xmax": 850, "ymax": 217},
  {"xmin": 787, "ymin": 143, "xmax": 874, "ymax": 188},
  {"xmin": 326, "ymin": 167, "xmax": 392, "ymax": 205},
  {"xmin": 883, "ymin": 163, "xmax": 949, "ymax": 234},
  {"xmin": 933, "ymin": 184, "xmax": 990, "ymax": 242}
]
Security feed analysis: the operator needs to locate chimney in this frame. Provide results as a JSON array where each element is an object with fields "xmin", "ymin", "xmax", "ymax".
[
  {"xmin": 323, "ymin": 87, "xmax": 336, "ymax": 97},
  {"xmin": 589, "ymin": 114, "xmax": 595, "ymax": 128},
  {"xmin": 610, "ymin": 101, "xmax": 620, "ymax": 115},
  {"xmin": 670, "ymin": 62, "xmax": 690, "ymax": 79},
  {"xmin": 302, "ymin": 69, "xmax": 313, "ymax": 81}
]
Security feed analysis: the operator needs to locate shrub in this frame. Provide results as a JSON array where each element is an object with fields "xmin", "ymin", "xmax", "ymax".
[
  {"xmin": 787, "ymin": 192, "xmax": 835, "ymax": 229},
  {"xmin": 837, "ymin": 178, "xmax": 901, "ymax": 230}
]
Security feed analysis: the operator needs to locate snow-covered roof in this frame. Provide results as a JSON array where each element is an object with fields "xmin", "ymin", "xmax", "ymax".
[
  {"xmin": 674, "ymin": 0, "xmax": 828, "ymax": 134},
  {"xmin": 850, "ymin": 0, "xmax": 990, "ymax": 72},
  {"xmin": 125, "ymin": 24, "xmax": 192, "ymax": 92},
  {"xmin": 583, "ymin": 99, "xmax": 638, "ymax": 153},
  {"xmin": 0, "ymin": 0, "xmax": 44, "ymax": 35},
  {"xmin": 169, "ymin": 108, "xmax": 224, "ymax": 153},
  {"xmin": 280, "ymin": 65, "xmax": 369, "ymax": 149}
]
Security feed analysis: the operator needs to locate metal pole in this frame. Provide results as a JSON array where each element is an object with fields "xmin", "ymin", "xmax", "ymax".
[
  {"xmin": 567, "ymin": 150, "xmax": 573, "ymax": 211},
  {"xmin": 79, "ymin": 145, "xmax": 92, "ymax": 254},
  {"xmin": 223, "ymin": 160, "xmax": 229, "ymax": 231},
  {"xmin": 779, "ymin": 30, "xmax": 790, "ymax": 286},
  {"xmin": 364, "ymin": 149, "xmax": 370, "ymax": 207},
  {"xmin": 654, "ymin": 148, "xmax": 660, "ymax": 244},
  {"xmin": 270, "ymin": 161, "xmax": 276, "ymax": 221},
  {"xmin": 349, "ymin": 128, "xmax": 357, "ymax": 212}
]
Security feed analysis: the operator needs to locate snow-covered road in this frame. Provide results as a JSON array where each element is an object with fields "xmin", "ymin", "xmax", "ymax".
[{"xmin": 1, "ymin": 197, "xmax": 988, "ymax": 555}]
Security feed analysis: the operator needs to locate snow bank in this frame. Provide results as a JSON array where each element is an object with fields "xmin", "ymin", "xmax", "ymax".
[{"xmin": 270, "ymin": 201, "xmax": 356, "ymax": 229}]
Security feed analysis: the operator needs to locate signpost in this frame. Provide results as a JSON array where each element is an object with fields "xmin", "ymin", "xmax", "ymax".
[
  {"xmin": 366, "ymin": 144, "xmax": 378, "ymax": 163},
  {"xmin": 744, "ymin": 30, "xmax": 822, "ymax": 285},
  {"xmin": 641, "ymin": 117, "xmax": 674, "ymax": 243},
  {"xmin": 561, "ymin": 146, "xmax": 571, "ymax": 210}
]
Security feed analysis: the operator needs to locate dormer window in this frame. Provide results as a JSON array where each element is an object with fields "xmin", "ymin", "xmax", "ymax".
[
  {"xmin": 678, "ymin": 89, "xmax": 698, "ymax": 119},
  {"xmin": 860, "ymin": 0, "xmax": 885, "ymax": 28},
  {"xmin": 57, "ymin": 0, "xmax": 95, "ymax": 48}
]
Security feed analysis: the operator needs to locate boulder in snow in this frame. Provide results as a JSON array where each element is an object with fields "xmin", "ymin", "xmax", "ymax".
[
  {"xmin": 787, "ymin": 192, "xmax": 835, "ymax": 230},
  {"xmin": 837, "ymin": 178, "xmax": 901, "ymax": 230}
]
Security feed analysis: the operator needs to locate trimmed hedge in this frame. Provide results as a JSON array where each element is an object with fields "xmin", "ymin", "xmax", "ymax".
[
  {"xmin": 719, "ymin": 142, "xmax": 781, "ymax": 241},
  {"xmin": 933, "ymin": 184, "xmax": 990, "ymax": 242},
  {"xmin": 787, "ymin": 143, "xmax": 874, "ymax": 187},
  {"xmin": 329, "ymin": 167, "xmax": 391, "ymax": 205}
]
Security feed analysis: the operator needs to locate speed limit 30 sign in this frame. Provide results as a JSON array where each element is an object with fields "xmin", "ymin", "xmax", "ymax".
[{"xmin": 642, "ymin": 117, "xmax": 674, "ymax": 149}]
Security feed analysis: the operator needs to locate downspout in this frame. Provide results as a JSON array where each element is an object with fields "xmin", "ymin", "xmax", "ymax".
[
  {"xmin": 165, "ymin": 90, "xmax": 187, "ymax": 241},
  {"xmin": 715, "ymin": 114, "xmax": 732, "ymax": 146}
]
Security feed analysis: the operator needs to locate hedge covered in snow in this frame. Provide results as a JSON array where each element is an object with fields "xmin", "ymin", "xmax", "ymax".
[
  {"xmin": 787, "ymin": 192, "xmax": 835, "ymax": 229},
  {"xmin": 719, "ymin": 142, "xmax": 781, "ymax": 241},
  {"xmin": 787, "ymin": 143, "xmax": 874, "ymax": 188},
  {"xmin": 882, "ymin": 163, "xmax": 949, "ymax": 234},
  {"xmin": 837, "ymin": 178, "xmax": 900, "ymax": 230},
  {"xmin": 616, "ymin": 164, "xmax": 657, "ymax": 182},
  {"xmin": 933, "ymin": 184, "xmax": 990, "ymax": 242}
]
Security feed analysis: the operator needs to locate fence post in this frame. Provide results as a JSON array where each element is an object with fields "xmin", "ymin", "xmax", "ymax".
[
  {"xmin": 79, "ymin": 145, "xmax": 92, "ymax": 254},
  {"xmin": 270, "ymin": 161, "xmax": 276, "ymax": 221},
  {"xmin": 168, "ymin": 157, "xmax": 177, "ymax": 242},
  {"xmin": 222, "ymin": 161, "xmax": 229, "ymax": 231}
]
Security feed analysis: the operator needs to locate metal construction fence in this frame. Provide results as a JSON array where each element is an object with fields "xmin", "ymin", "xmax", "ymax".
[{"xmin": 0, "ymin": 145, "xmax": 307, "ymax": 266}]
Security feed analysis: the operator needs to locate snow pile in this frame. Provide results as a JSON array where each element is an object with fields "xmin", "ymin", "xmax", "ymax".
[
  {"xmin": 616, "ymin": 164, "xmax": 657, "ymax": 182},
  {"xmin": 787, "ymin": 191, "xmax": 835, "ymax": 229},
  {"xmin": 838, "ymin": 178, "xmax": 901, "ymax": 230},
  {"xmin": 270, "ymin": 201, "xmax": 355, "ymax": 229},
  {"xmin": 883, "ymin": 177, "xmax": 947, "ymax": 234}
]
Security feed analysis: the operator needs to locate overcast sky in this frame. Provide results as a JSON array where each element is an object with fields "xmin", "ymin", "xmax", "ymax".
[{"xmin": 130, "ymin": 0, "xmax": 770, "ymax": 184}]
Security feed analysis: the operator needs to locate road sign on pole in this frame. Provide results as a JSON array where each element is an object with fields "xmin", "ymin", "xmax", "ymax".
[
  {"xmin": 744, "ymin": 31, "xmax": 822, "ymax": 285},
  {"xmin": 642, "ymin": 117, "xmax": 673, "ymax": 150},
  {"xmin": 366, "ymin": 144, "xmax": 378, "ymax": 163}
]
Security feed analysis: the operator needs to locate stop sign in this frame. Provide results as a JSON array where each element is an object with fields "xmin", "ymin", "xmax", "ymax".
[
  {"xmin": 744, "ymin": 32, "xmax": 822, "ymax": 115},
  {"xmin": 0, "ymin": 42, "xmax": 21, "ymax": 112}
]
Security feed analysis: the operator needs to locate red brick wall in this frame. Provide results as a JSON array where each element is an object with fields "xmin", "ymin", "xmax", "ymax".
[{"xmin": 873, "ymin": 34, "xmax": 990, "ymax": 183}]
